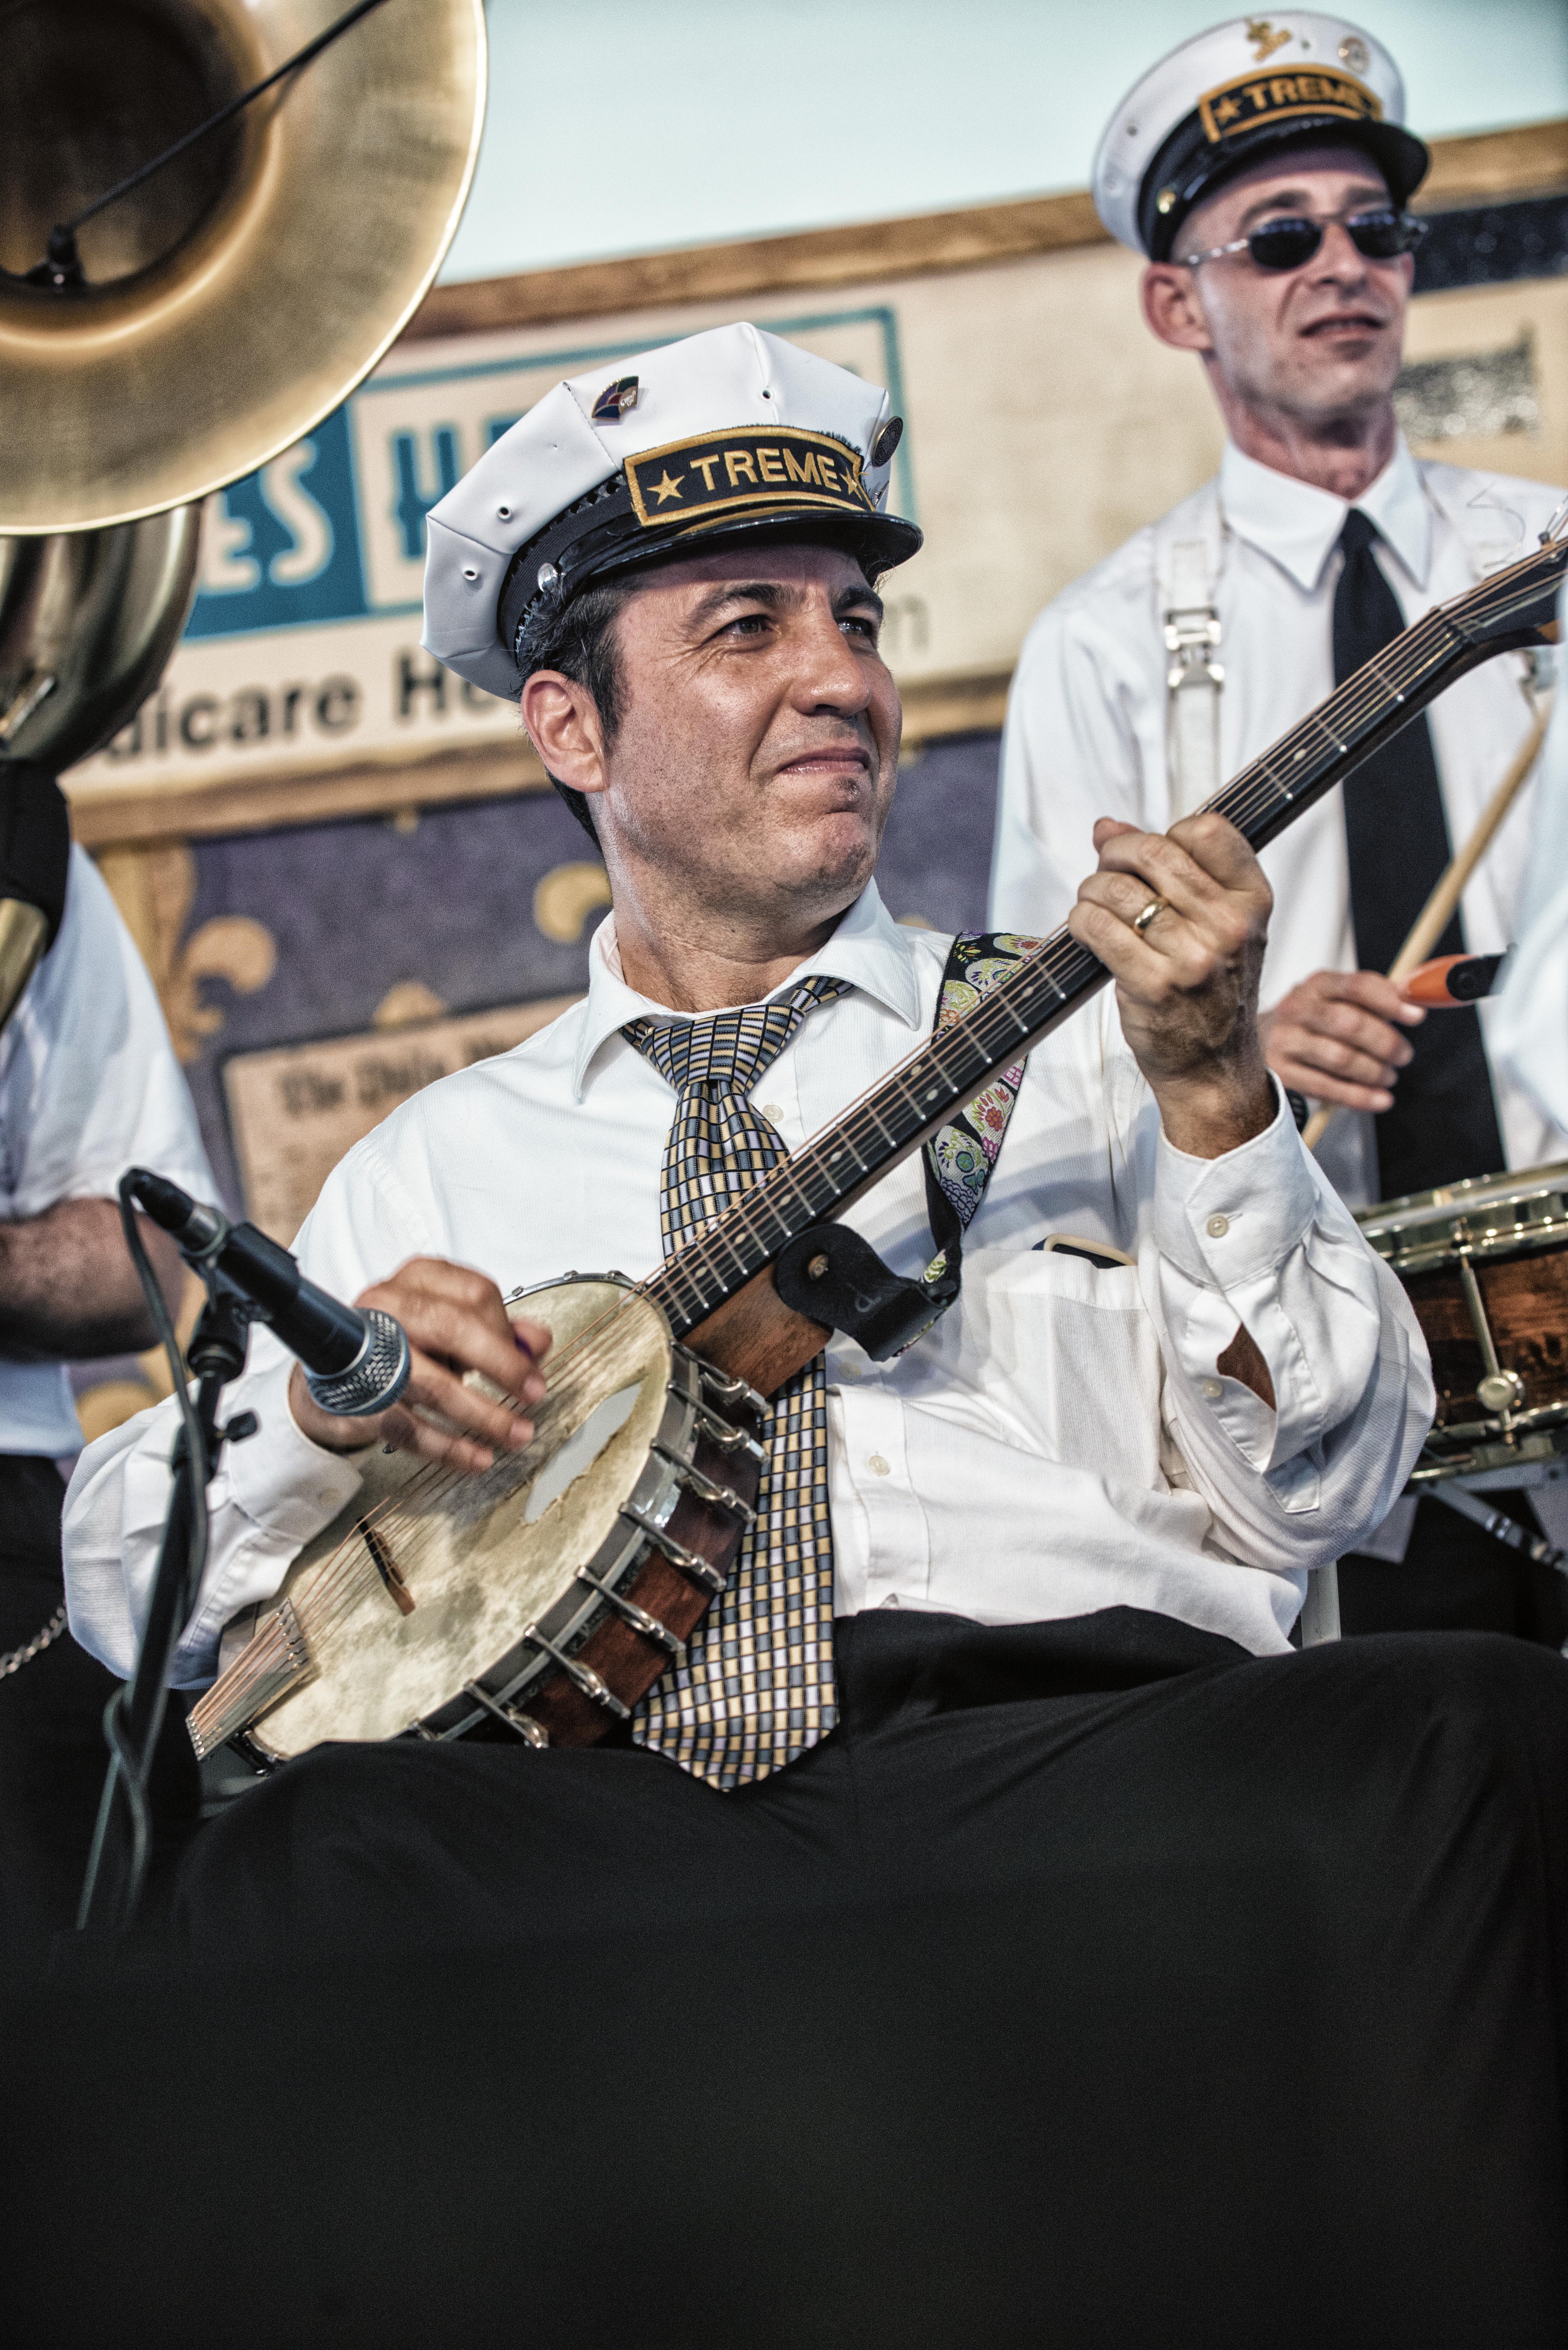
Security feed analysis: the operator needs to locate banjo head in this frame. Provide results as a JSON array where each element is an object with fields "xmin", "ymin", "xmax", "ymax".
[{"xmin": 230, "ymin": 1277, "xmax": 676, "ymax": 1758}]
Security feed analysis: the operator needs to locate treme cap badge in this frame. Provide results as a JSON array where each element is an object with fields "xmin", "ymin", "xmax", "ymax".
[
  {"xmin": 1197, "ymin": 65, "xmax": 1383, "ymax": 146},
  {"xmin": 622, "ymin": 427, "xmax": 875, "ymax": 530}
]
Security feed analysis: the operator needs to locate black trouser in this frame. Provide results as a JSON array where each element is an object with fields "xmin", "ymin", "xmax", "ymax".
[
  {"xmin": 1339, "ymin": 1488, "xmax": 1568, "ymax": 1645},
  {"xmin": 86, "ymin": 1604, "xmax": 1563, "ymax": 2347},
  {"xmin": 0, "ymin": 1454, "xmax": 196, "ymax": 1953}
]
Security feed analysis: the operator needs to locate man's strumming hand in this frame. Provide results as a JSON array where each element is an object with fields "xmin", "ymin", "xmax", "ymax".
[{"xmin": 289, "ymin": 1256, "xmax": 552, "ymax": 1474}]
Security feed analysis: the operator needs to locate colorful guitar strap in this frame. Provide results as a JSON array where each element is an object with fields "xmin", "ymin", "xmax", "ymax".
[
  {"xmin": 772, "ymin": 928, "xmax": 1047, "ymax": 1359},
  {"xmin": 912, "ymin": 929, "xmax": 1044, "ymax": 1324}
]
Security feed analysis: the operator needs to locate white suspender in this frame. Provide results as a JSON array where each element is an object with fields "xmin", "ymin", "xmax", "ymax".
[{"xmin": 1157, "ymin": 524, "xmax": 1225, "ymax": 816}]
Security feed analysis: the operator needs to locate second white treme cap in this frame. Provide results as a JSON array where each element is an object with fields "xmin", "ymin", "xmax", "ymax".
[
  {"xmin": 422, "ymin": 321, "xmax": 921, "ymax": 701},
  {"xmin": 1091, "ymin": 13, "xmax": 1429, "ymax": 260}
]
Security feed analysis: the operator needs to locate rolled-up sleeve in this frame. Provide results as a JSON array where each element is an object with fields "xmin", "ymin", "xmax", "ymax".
[{"xmin": 1136, "ymin": 1081, "xmax": 1433, "ymax": 1569}]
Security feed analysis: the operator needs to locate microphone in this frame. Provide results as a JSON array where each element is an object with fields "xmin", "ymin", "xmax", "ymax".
[{"xmin": 125, "ymin": 1168, "xmax": 411, "ymax": 1417}]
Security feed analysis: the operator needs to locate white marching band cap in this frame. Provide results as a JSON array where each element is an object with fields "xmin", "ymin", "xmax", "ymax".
[
  {"xmin": 422, "ymin": 321, "xmax": 921, "ymax": 701},
  {"xmin": 1092, "ymin": 12, "xmax": 1429, "ymax": 261}
]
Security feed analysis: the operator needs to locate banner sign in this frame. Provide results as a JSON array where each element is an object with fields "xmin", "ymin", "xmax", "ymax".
[
  {"xmin": 69, "ymin": 309, "xmax": 909, "ymax": 819},
  {"xmin": 66, "ymin": 240, "xmax": 1568, "ymax": 835}
]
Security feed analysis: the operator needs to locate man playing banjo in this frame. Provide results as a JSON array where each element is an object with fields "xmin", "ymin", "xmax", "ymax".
[{"xmin": 63, "ymin": 327, "xmax": 1568, "ymax": 2305}]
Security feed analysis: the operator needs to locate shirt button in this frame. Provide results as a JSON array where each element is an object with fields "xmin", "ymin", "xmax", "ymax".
[
  {"xmin": 1206, "ymin": 1213, "xmax": 1230, "ymax": 1239},
  {"xmin": 1200, "ymin": 1378, "xmax": 1223, "ymax": 1401},
  {"xmin": 758, "ymin": 1103, "xmax": 784, "ymax": 1123},
  {"xmin": 867, "ymin": 1453, "xmax": 891, "ymax": 1475}
]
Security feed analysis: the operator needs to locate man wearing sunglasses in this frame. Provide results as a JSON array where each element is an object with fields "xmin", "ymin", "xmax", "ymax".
[{"xmin": 991, "ymin": 12, "xmax": 1566, "ymax": 1644}]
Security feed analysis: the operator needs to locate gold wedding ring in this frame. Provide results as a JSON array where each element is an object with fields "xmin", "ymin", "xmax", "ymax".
[{"xmin": 1132, "ymin": 897, "xmax": 1168, "ymax": 936}]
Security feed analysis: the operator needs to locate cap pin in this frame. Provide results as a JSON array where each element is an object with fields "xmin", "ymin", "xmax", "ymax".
[
  {"xmin": 870, "ymin": 415, "xmax": 904, "ymax": 468},
  {"xmin": 591, "ymin": 376, "xmax": 640, "ymax": 422}
]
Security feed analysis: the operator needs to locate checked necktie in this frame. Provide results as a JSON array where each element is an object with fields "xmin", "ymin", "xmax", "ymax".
[
  {"xmin": 1334, "ymin": 508, "xmax": 1504, "ymax": 1198},
  {"xmin": 621, "ymin": 974, "xmax": 851, "ymax": 1790}
]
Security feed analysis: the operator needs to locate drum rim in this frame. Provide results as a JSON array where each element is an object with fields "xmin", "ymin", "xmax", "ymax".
[{"xmin": 1355, "ymin": 1158, "xmax": 1568, "ymax": 1244}]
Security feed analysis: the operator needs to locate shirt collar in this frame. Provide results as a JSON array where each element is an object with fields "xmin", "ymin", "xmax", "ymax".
[
  {"xmin": 569, "ymin": 877, "xmax": 923, "ymax": 1099},
  {"xmin": 1219, "ymin": 433, "xmax": 1432, "ymax": 595}
]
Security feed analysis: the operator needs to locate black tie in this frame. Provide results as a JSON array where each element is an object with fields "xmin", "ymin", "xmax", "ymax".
[{"xmin": 1333, "ymin": 508, "xmax": 1503, "ymax": 1198}]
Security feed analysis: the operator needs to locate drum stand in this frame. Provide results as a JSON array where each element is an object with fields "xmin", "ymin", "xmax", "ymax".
[
  {"xmin": 1426, "ymin": 1472, "xmax": 1565, "ymax": 1573},
  {"xmin": 77, "ymin": 1291, "xmax": 256, "ymax": 1936}
]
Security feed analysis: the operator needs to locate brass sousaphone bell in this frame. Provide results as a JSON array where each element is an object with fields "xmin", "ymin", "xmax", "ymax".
[{"xmin": 0, "ymin": 0, "xmax": 487, "ymax": 1013}]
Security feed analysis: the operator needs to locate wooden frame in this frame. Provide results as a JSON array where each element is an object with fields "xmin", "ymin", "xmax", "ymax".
[{"xmin": 408, "ymin": 118, "xmax": 1568, "ymax": 343}]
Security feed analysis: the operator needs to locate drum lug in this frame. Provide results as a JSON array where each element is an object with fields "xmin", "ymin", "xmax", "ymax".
[
  {"xmin": 523, "ymin": 1623, "xmax": 631, "ymax": 1720},
  {"xmin": 1457, "ymin": 1254, "xmax": 1522, "ymax": 1420},
  {"xmin": 652, "ymin": 1442, "xmax": 757, "ymax": 1527},
  {"xmin": 619, "ymin": 1504, "xmax": 726, "ymax": 1593},
  {"xmin": 463, "ymin": 1679, "xmax": 550, "ymax": 1746},
  {"xmin": 576, "ymin": 1567, "xmax": 687, "ymax": 1661},
  {"xmin": 668, "ymin": 1384, "xmax": 767, "ymax": 1464}
]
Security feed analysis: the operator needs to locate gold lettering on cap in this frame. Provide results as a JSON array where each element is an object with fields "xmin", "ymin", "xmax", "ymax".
[
  {"xmin": 1196, "ymin": 64, "xmax": 1383, "ymax": 144},
  {"xmin": 621, "ymin": 427, "xmax": 877, "ymax": 528}
]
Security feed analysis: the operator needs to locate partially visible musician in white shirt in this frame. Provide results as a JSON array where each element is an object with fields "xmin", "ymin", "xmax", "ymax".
[
  {"xmin": 989, "ymin": 12, "xmax": 1566, "ymax": 1639},
  {"xmin": 1495, "ymin": 582, "xmax": 1568, "ymax": 1135},
  {"xmin": 59, "ymin": 325, "xmax": 1568, "ymax": 2323},
  {"xmin": 0, "ymin": 834, "xmax": 214, "ymax": 1940}
]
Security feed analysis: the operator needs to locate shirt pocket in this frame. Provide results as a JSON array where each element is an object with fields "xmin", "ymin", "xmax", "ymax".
[{"xmin": 902, "ymin": 1240, "xmax": 1168, "ymax": 1491}]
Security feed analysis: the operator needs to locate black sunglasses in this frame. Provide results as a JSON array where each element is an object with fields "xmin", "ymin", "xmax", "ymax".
[{"xmin": 1183, "ymin": 208, "xmax": 1428, "ymax": 274}]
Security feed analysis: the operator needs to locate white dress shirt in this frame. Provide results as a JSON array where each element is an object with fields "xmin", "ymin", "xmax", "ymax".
[
  {"xmin": 1495, "ymin": 580, "xmax": 1568, "ymax": 1133},
  {"xmin": 64, "ymin": 883, "xmax": 1431, "ymax": 1687},
  {"xmin": 989, "ymin": 437, "xmax": 1568, "ymax": 1208},
  {"xmin": 0, "ymin": 846, "xmax": 214, "ymax": 1456}
]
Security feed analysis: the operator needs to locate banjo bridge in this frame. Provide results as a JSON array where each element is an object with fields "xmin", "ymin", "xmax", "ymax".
[{"xmin": 359, "ymin": 1518, "xmax": 415, "ymax": 1615}]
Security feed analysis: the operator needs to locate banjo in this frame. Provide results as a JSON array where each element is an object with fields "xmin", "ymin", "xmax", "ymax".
[{"xmin": 189, "ymin": 514, "xmax": 1568, "ymax": 1771}]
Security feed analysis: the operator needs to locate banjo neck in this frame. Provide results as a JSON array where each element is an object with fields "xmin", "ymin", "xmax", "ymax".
[{"xmin": 644, "ymin": 520, "xmax": 1568, "ymax": 1355}]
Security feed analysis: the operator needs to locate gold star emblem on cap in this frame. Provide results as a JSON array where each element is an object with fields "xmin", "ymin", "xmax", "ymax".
[
  {"xmin": 651, "ymin": 470, "xmax": 683, "ymax": 504},
  {"xmin": 1214, "ymin": 93, "xmax": 1243, "ymax": 124}
]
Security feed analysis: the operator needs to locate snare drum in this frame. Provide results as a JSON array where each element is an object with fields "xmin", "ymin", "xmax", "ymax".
[{"xmin": 1356, "ymin": 1163, "xmax": 1568, "ymax": 1481}]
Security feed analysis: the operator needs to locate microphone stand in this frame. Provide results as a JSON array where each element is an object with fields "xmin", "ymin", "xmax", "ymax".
[{"xmin": 77, "ymin": 1286, "xmax": 258, "ymax": 1937}]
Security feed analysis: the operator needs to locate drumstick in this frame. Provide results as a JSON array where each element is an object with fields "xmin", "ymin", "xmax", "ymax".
[{"xmin": 1300, "ymin": 694, "xmax": 1553, "ymax": 1154}]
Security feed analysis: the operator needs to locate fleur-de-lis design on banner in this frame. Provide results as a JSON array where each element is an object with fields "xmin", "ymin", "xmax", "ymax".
[{"xmin": 95, "ymin": 842, "xmax": 277, "ymax": 1064}]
